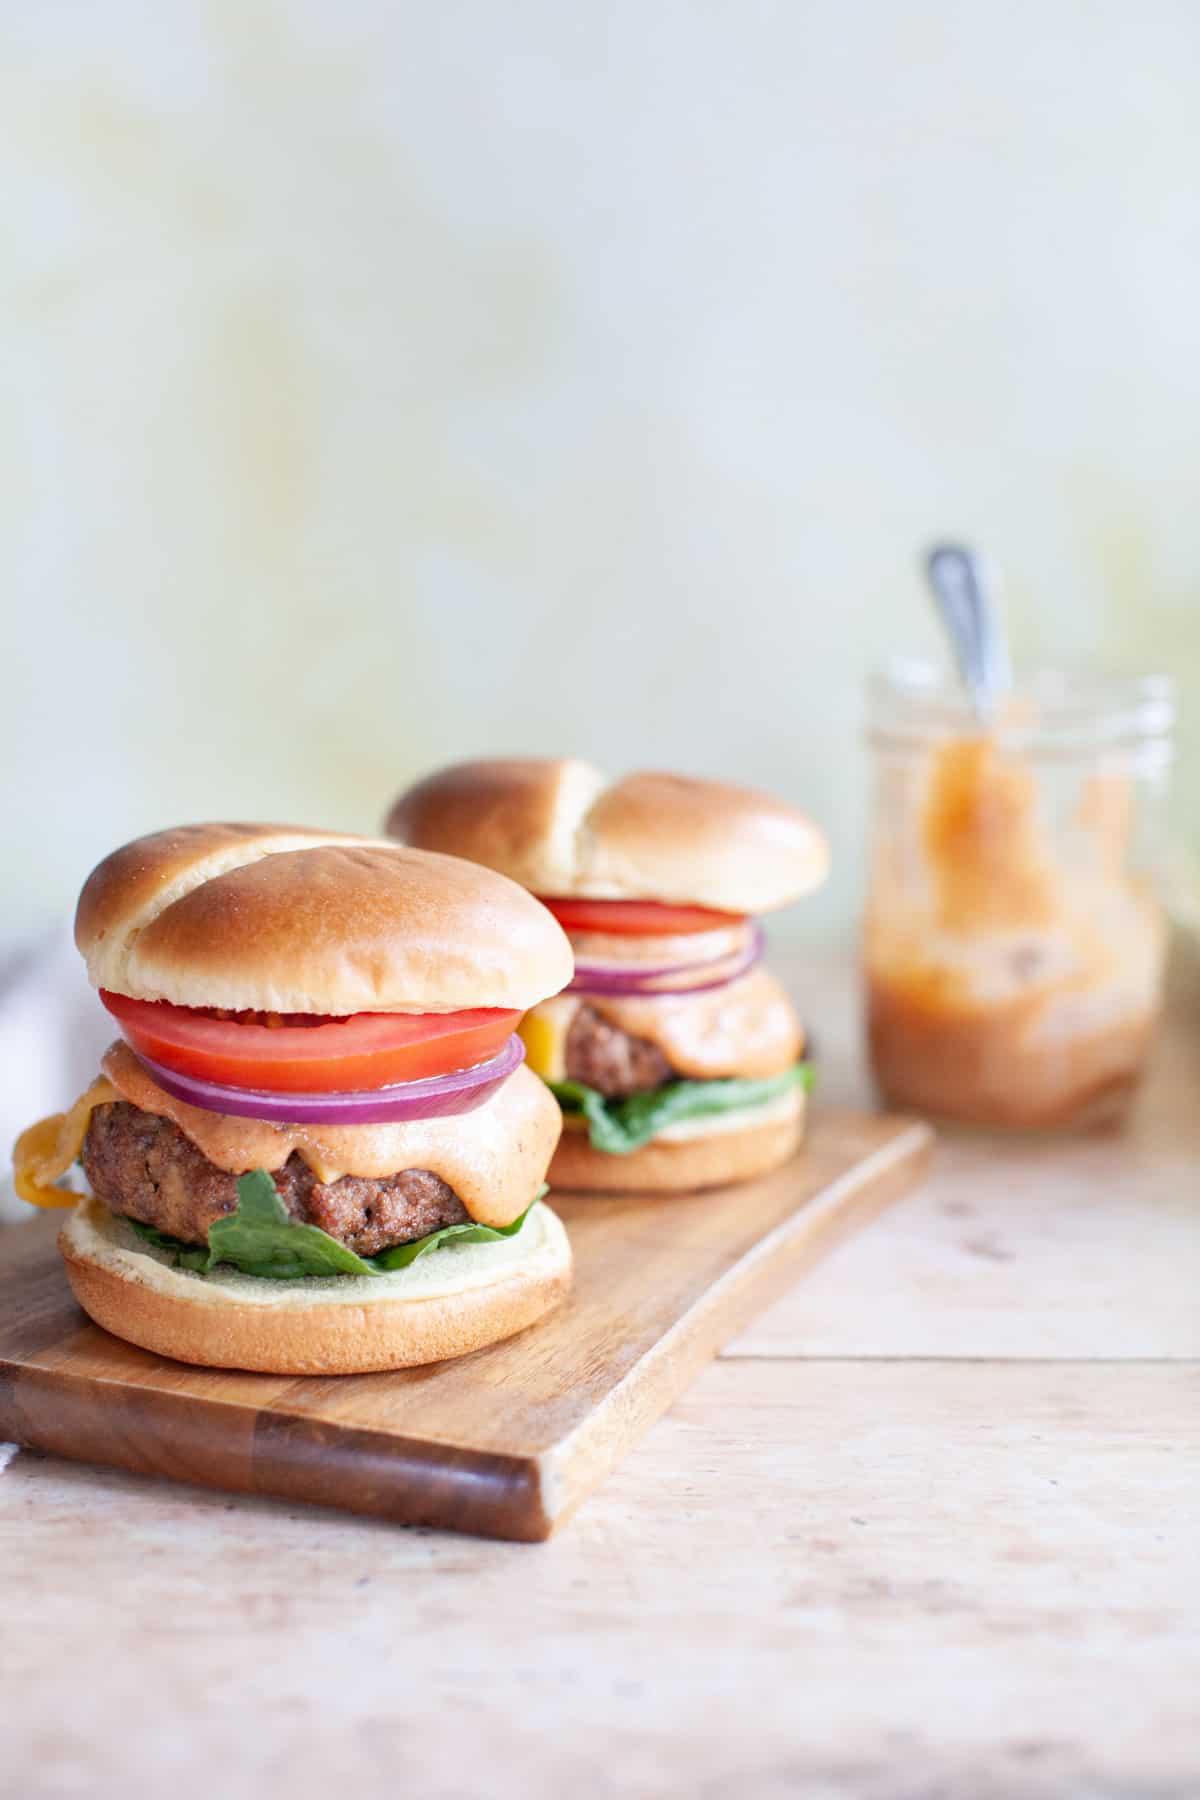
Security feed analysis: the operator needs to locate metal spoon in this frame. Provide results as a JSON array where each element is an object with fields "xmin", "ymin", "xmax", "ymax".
[{"xmin": 925, "ymin": 543, "xmax": 1011, "ymax": 723}]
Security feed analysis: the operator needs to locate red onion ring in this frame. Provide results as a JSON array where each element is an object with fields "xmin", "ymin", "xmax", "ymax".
[
  {"xmin": 130, "ymin": 1035, "xmax": 525, "ymax": 1125},
  {"xmin": 569, "ymin": 925, "xmax": 765, "ymax": 997}
]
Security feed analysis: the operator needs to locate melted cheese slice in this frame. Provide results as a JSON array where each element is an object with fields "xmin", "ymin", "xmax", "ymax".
[
  {"xmin": 519, "ymin": 995, "xmax": 580, "ymax": 1082},
  {"xmin": 13, "ymin": 1077, "xmax": 119, "ymax": 1208},
  {"xmin": 15, "ymin": 1043, "xmax": 562, "ymax": 1230},
  {"xmin": 521, "ymin": 966, "xmax": 803, "ymax": 1084}
]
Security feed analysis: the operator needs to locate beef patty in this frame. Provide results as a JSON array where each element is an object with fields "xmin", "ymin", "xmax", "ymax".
[
  {"xmin": 82, "ymin": 1102, "xmax": 469, "ymax": 1255},
  {"xmin": 564, "ymin": 1005, "xmax": 673, "ymax": 1098}
]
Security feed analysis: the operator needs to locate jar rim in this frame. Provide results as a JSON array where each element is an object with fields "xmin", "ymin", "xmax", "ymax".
[{"xmin": 868, "ymin": 658, "xmax": 1174, "ymax": 755}]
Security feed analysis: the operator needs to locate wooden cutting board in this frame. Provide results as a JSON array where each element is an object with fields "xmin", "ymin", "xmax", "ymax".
[{"xmin": 0, "ymin": 1108, "xmax": 930, "ymax": 1541}]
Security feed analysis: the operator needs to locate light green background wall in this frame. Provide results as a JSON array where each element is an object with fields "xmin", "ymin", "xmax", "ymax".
[{"xmin": 3, "ymin": 1, "xmax": 1197, "ymax": 941}]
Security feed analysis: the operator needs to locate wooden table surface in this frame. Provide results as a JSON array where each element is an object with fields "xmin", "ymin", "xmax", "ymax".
[{"xmin": 2, "ymin": 947, "xmax": 1197, "ymax": 1800}]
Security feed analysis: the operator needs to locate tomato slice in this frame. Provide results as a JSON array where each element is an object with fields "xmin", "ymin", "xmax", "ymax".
[
  {"xmin": 537, "ymin": 897, "xmax": 746, "ymax": 937},
  {"xmin": 100, "ymin": 992, "xmax": 521, "ymax": 1094}
]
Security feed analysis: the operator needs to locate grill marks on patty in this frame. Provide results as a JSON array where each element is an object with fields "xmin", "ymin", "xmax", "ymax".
[
  {"xmin": 82, "ymin": 1102, "xmax": 469, "ymax": 1255},
  {"xmin": 564, "ymin": 1005, "xmax": 673, "ymax": 1098}
]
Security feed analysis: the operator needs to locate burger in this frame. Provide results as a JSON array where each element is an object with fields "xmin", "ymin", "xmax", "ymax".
[
  {"xmin": 385, "ymin": 761, "xmax": 828, "ymax": 1193},
  {"xmin": 13, "ymin": 824, "xmax": 574, "ymax": 1373}
]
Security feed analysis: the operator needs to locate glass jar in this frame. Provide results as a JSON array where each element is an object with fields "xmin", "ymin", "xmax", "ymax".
[{"xmin": 863, "ymin": 662, "xmax": 1174, "ymax": 1129}]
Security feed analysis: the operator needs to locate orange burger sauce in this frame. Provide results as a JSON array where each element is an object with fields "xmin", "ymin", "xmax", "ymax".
[{"xmin": 863, "ymin": 671, "xmax": 1173, "ymax": 1130}]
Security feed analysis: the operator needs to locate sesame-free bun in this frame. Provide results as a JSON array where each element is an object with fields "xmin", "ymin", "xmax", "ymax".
[
  {"xmin": 75, "ymin": 823, "xmax": 573, "ymax": 1014},
  {"xmin": 58, "ymin": 1196, "xmax": 572, "ymax": 1374},
  {"xmin": 385, "ymin": 760, "xmax": 828, "ymax": 914},
  {"xmin": 548, "ymin": 1088, "xmax": 805, "ymax": 1194}
]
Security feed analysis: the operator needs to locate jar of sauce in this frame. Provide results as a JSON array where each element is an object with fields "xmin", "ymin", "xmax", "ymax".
[{"xmin": 864, "ymin": 663, "xmax": 1174, "ymax": 1129}]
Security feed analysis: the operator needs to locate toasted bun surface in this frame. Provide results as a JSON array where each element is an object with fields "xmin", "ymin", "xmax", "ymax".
[
  {"xmin": 386, "ymin": 760, "xmax": 828, "ymax": 914},
  {"xmin": 59, "ymin": 1197, "xmax": 572, "ymax": 1373},
  {"xmin": 75, "ymin": 824, "xmax": 573, "ymax": 1013},
  {"xmin": 548, "ymin": 1090, "xmax": 805, "ymax": 1194}
]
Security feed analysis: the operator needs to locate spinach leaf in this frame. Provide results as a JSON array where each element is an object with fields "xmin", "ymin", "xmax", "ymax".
[
  {"xmin": 367, "ymin": 1208, "xmax": 534, "ymax": 1271},
  {"xmin": 127, "ymin": 1219, "xmax": 211, "ymax": 1273},
  {"xmin": 207, "ymin": 1172, "xmax": 376, "ymax": 1278},
  {"xmin": 548, "ymin": 1062, "xmax": 813, "ymax": 1155},
  {"xmin": 127, "ymin": 1169, "xmax": 539, "ymax": 1282}
]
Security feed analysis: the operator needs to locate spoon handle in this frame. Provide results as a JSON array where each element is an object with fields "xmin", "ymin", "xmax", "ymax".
[{"xmin": 925, "ymin": 543, "xmax": 1011, "ymax": 721}]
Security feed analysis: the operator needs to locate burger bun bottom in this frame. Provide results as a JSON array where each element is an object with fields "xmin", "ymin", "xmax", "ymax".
[
  {"xmin": 58, "ymin": 1196, "xmax": 572, "ymax": 1374},
  {"xmin": 548, "ymin": 1093, "xmax": 805, "ymax": 1194}
]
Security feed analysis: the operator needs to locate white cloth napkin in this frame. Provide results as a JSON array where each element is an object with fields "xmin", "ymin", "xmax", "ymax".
[{"xmin": 0, "ymin": 925, "xmax": 115, "ymax": 1225}]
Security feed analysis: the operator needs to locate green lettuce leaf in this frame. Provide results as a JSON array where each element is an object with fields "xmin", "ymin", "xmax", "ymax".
[
  {"xmin": 547, "ymin": 1061, "xmax": 813, "ymax": 1155},
  {"xmin": 129, "ymin": 1168, "xmax": 539, "ymax": 1282},
  {"xmin": 206, "ymin": 1173, "xmax": 378, "ymax": 1278},
  {"xmin": 127, "ymin": 1219, "xmax": 211, "ymax": 1273}
]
